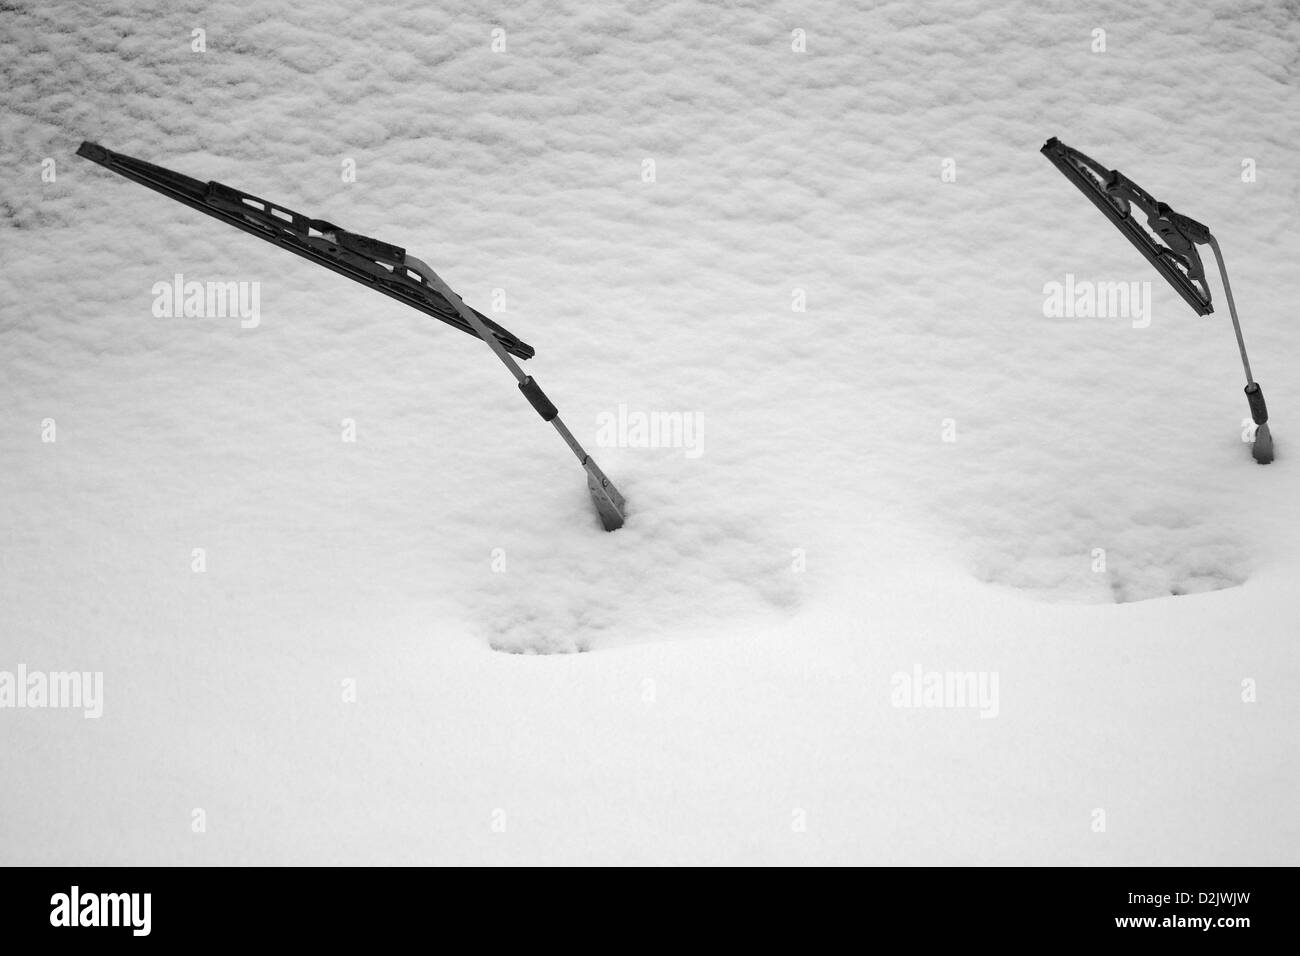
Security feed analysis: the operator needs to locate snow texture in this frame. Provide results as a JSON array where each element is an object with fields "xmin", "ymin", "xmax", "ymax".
[{"xmin": 1, "ymin": 0, "xmax": 1297, "ymax": 864}]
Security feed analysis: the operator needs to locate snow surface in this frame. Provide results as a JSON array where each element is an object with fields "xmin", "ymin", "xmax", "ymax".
[{"xmin": 1, "ymin": 0, "xmax": 1297, "ymax": 864}]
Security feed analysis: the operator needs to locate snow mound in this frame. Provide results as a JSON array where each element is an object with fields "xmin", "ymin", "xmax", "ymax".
[{"xmin": 473, "ymin": 484, "xmax": 805, "ymax": 653}]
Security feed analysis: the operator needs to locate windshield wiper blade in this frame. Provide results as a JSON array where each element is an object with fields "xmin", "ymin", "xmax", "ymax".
[
  {"xmin": 1041, "ymin": 136, "xmax": 1213, "ymax": 316},
  {"xmin": 75, "ymin": 141, "xmax": 534, "ymax": 360}
]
